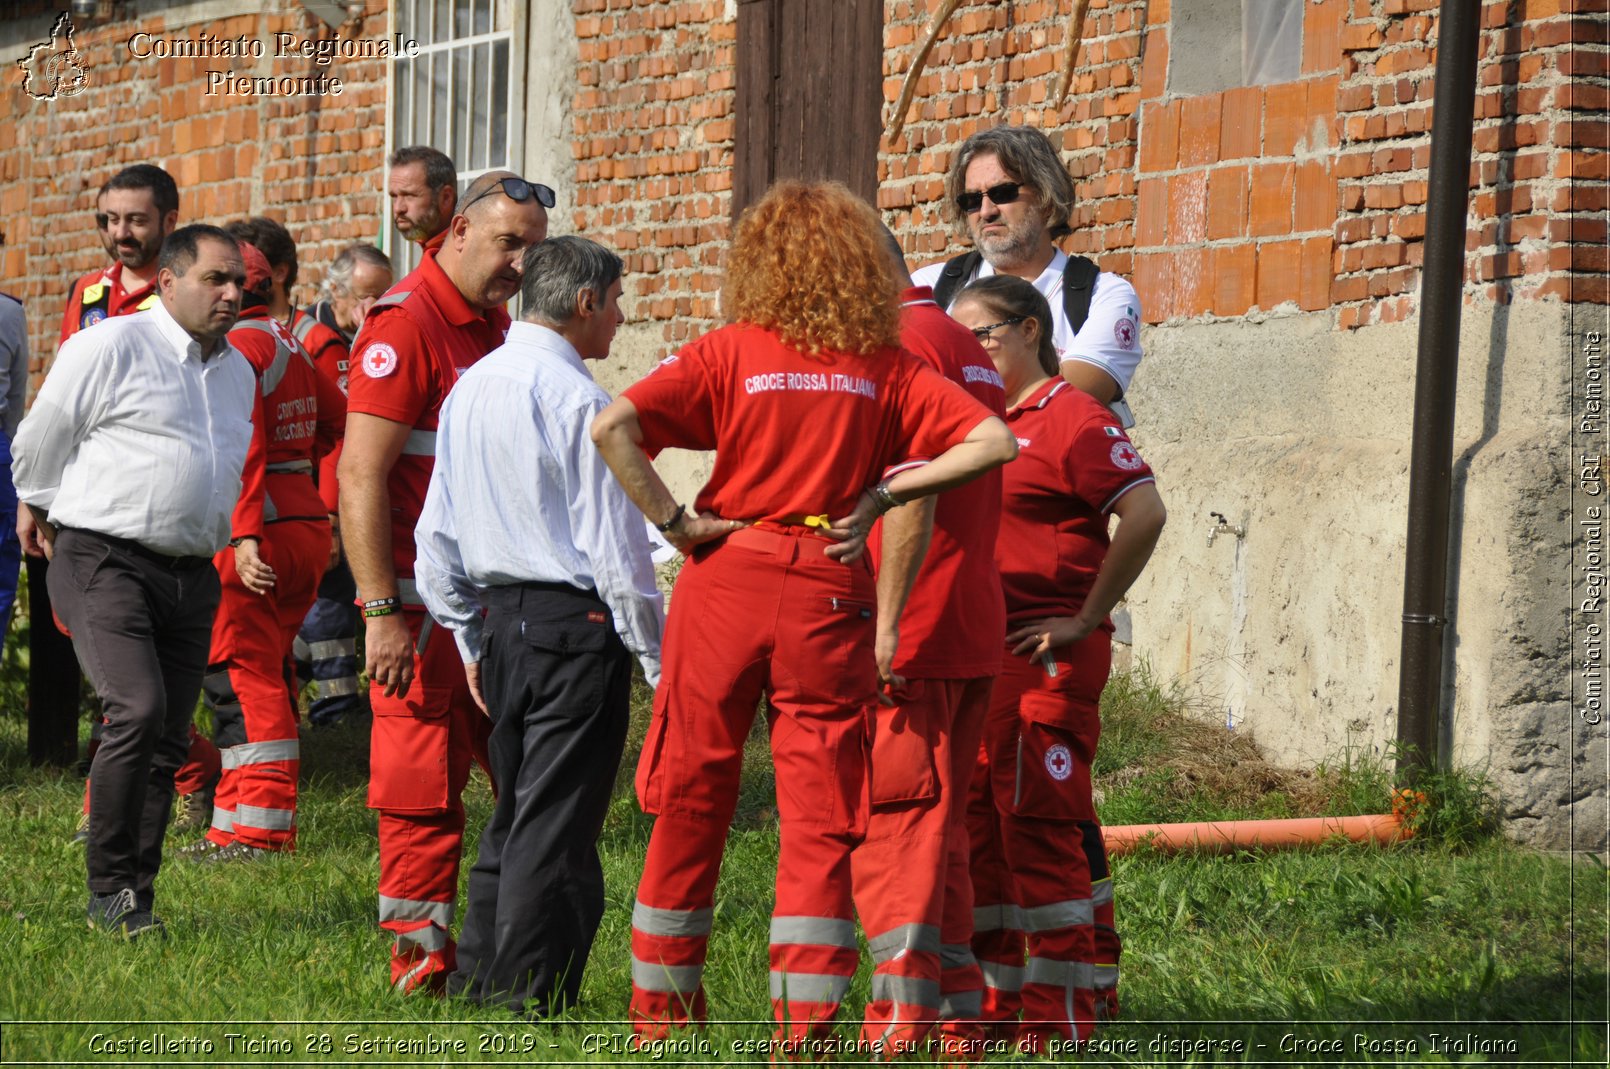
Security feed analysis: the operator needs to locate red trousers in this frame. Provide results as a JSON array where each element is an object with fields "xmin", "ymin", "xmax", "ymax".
[
  {"xmin": 966, "ymin": 632, "xmax": 1114, "ymax": 1052},
  {"xmin": 205, "ymin": 520, "xmax": 329, "ymax": 850},
  {"xmin": 630, "ymin": 527, "xmax": 876, "ymax": 1045},
  {"xmin": 852, "ymin": 675, "xmax": 993, "ymax": 1058},
  {"xmin": 368, "ymin": 608, "xmax": 491, "ymax": 993}
]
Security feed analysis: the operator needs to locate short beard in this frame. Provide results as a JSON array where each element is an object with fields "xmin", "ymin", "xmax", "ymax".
[
  {"xmin": 115, "ymin": 239, "xmax": 159, "ymax": 271},
  {"xmin": 973, "ymin": 205, "xmax": 1051, "ymax": 274}
]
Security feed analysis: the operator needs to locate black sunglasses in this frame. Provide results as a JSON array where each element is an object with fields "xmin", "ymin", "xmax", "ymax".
[
  {"xmin": 955, "ymin": 182, "xmax": 1024, "ymax": 214},
  {"xmin": 459, "ymin": 176, "xmax": 557, "ymax": 215},
  {"xmin": 969, "ymin": 316, "xmax": 1026, "ymax": 341}
]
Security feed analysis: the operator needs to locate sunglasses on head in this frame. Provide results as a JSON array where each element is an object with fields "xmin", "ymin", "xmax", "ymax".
[
  {"xmin": 459, "ymin": 176, "xmax": 557, "ymax": 215},
  {"xmin": 955, "ymin": 182, "xmax": 1024, "ymax": 214}
]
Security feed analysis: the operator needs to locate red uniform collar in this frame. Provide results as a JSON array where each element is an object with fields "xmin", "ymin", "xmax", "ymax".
[
  {"xmin": 1006, "ymin": 377, "xmax": 1067, "ymax": 418},
  {"xmin": 900, "ymin": 285, "xmax": 937, "ymax": 308}
]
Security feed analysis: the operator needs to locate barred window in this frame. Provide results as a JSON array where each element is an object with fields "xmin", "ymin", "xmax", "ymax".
[{"xmin": 388, "ymin": 0, "xmax": 520, "ymax": 272}]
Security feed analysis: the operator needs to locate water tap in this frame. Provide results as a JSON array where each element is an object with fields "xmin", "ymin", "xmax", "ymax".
[{"xmin": 1207, "ymin": 511, "xmax": 1246, "ymax": 548}]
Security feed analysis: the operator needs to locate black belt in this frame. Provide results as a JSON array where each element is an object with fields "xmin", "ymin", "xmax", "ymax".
[
  {"xmin": 483, "ymin": 579, "xmax": 602, "ymax": 612},
  {"xmin": 68, "ymin": 528, "xmax": 212, "ymax": 570}
]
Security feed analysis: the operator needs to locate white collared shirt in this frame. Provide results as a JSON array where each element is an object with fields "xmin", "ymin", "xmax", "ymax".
[
  {"xmin": 912, "ymin": 249, "xmax": 1144, "ymax": 427},
  {"xmin": 12, "ymin": 300, "xmax": 255, "ymax": 557},
  {"xmin": 415, "ymin": 320, "xmax": 666, "ymax": 684}
]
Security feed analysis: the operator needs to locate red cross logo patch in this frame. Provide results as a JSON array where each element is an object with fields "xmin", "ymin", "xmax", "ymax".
[
  {"xmin": 361, "ymin": 342, "xmax": 398, "ymax": 378},
  {"xmin": 1044, "ymin": 744, "xmax": 1073, "ymax": 781}
]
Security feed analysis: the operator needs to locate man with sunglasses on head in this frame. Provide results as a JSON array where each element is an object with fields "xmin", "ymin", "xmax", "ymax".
[
  {"xmin": 911, "ymin": 125, "xmax": 1143, "ymax": 429},
  {"xmin": 340, "ymin": 169, "xmax": 552, "ymax": 995}
]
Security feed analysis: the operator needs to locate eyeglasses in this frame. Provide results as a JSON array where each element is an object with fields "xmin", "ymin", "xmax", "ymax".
[
  {"xmin": 969, "ymin": 316, "xmax": 1026, "ymax": 342},
  {"xmin": 458, "ymin": 176, "xmax": 556, "ymax": 215},
  {"xmin": 955, "ymin": 182, "xmax": 1024, "ymax": 214}
]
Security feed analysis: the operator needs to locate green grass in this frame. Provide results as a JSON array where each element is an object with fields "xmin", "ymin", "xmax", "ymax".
[{"xmin": 0, "ymin": 660, "xmax": 1602, "ymax": 1067}]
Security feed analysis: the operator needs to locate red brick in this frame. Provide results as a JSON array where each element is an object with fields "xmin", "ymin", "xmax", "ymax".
[
  {"xmin": 1220, "ymin": 87, "xmax": 1263, "ymax": 159},
  {"xmin": 1303, "ymin": 0, "xmax": 1347, "ymax": 74},
  {"xmin": 1256, "ymin": 239, "xmax": 1303, "ymax": 308},
  {"xmin": 1179, "ymin": 93, "xmax": 1223, "ymax": 168},
  {"xmin": 1167, "ymin": 171, "xmax": 1210, "ymax": 244},
  {"xmin": 1207, "ymin": 165, "xmax": 1250, "ymax": 240},
  {"xmin": 1139, "ymin": 99, "xmax": 1181, "ymax": 172},
  {"xmin": 1136, "ymin": 177, "xmax": 1168, "ymax": 245},
  {"xmin": 1300, "ymin": 236, "xmax": 1335, "ymax": 310},
  {"xmin": 1263, "ymin": 81, "xmax": 1310, "ymax": 155},
  {"xmin": 1213, "ymin": 243, "xmax": 1257, "ymax": 316},
  {"xmin": 1139, "ymin": 29, "xmax": 1169, "ymax": 99},
  {"xmin": 1294, "ymin": 160, "xmax": 1337, "ymax": 232},
  {"xmin": 1249, "ymin": 162, "xmax": 1295, "ymax": 237},
  {"xmin": 1134, "ymin": 252, "xmax": 1174, "ymax": 322},
  {"xmin": 1175, "ymin": 246, "xmax": 1214, "ymax": 317},
  {"xmin": 1342, "ymin": 22, "xmax": 1386, "ymax": 52}
]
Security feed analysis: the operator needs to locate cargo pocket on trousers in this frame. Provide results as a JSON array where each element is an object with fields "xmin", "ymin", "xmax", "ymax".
[
  {"xmin": 1008, "ymin": 691, "xmax": 1096, "ymax": 822},
  {"xmin": 868, "ymin": 683, "xmax": 939, "ymax": 807},
  {"xmin": 520, "ymin": 619, "xmax": 608, "ymax": 715},
  {"xmin": 635, "ymin": 688, "xmax": 673, "ymax": 817},
  {"xmin": 367, "ymin": 686, "xmax": 455, "ymax": 812}
]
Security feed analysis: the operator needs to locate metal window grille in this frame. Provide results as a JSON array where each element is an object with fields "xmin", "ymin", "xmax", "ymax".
[{"xmin": 386, "ymin": 0, "xmax": 521, "ymax": 274}]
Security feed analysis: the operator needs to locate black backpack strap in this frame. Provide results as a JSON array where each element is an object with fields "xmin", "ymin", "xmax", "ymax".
[
  {"xmin": 931, "ymin": 251, "xmax": 983, "ymax": 310},
  {"xmin": 1061, "ymin": 255, "xmax": 1100, "ymax": 335}
]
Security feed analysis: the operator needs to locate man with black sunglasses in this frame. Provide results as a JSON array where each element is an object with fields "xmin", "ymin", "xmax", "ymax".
[
  {"xmin": 340, "ymin": 168, "xmax": 549, "ymax": 995},
  {"xmin": 912, "ymin": 125, "xmax": 1144, "ymax": 429}
]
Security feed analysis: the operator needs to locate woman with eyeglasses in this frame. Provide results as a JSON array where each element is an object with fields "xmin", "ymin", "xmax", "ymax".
[
  {"xmin": 591, "ymin": 180, "xmax": 1016, "ymax": 1049},
  {"xmin": 947, "ymin": 274, "xmax": 1166, "ymax": 1054}
]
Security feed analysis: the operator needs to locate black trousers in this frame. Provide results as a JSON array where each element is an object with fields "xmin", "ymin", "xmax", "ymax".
[
  {"xmin": 48, "ymin": 528, "xmax": 219, "ymax": 905},
  {"xmin": 450, "ymin": 581, "xmax": 632, "ymax": 1017}
]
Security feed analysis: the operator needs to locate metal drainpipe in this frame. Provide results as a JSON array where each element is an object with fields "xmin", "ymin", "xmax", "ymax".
[{"xmin": 1396, "ymin": 0, "xmax": 1483, "ymax": 782}]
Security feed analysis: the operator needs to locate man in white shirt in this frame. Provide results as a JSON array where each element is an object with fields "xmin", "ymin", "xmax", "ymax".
[
  {"xmin": 911, "ymin": 124, "xmax": 1145, "ymax": 428},
  {"xmin": 12, "ymin": 225, "xmax": 255, "ymax": 939},
  {"xmin": 0, "ymin": 291, "xmax": 29, "ymax": 630},
  {"xmin": 416, "ymin": 235, "xmax": 663, "ymax": 1017}
]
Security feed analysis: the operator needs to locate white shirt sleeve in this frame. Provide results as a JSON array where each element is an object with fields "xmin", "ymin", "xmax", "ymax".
[
  {"xmin": 415, "ymin": 423, "xmax": 486, "ymax": 662},
  {"xmin": 11, "ymin": 329, "xmax": 110, "ymax": 512},
  {"xmin": 570, "ymin": 394, "xmax": 666, "ymax": 687},
  {"xmin": 909, "ymin": 261, "xmax": 947, "ymax": 292},
  {"xmin": 1057, "ymin": 272, "xmax": 1144, "ymax": 396}
]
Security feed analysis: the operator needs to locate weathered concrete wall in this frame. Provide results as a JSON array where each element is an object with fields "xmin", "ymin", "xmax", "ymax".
[{"xmin": 1127, "ymin": 297, "xmax": 1597, "ymax": 849}]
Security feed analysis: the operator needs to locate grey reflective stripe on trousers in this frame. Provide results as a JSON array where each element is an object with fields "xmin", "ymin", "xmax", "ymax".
[
  {"xmin": 266, "ymin": 459, "xmax": 313, "ymax": 474},
  {"xmin": 633, "ymin": 900, "xmax": 714, "ymax": 938},
  {"xmin": 979, "ymin": 960, "xmax": 1024, "ymax": 993},
  {"xmin": 394, "ymin": 576, "xmax": 426, "ymax": 609},
  {"xmin": 401, "ymin": 429, "xmax": 436, "ymax": 456},
  {"xmin": 631, "ymin": 957, "xmax": 703, "ymax": 993},
  {"xmin": 939, "ymin": 989, "xmax": 983, "ymax": 1018},
  {"xmin": 378, "ymin": 894, "xmax": 454, "ymax": 928},
  {"xmin": 1022, "ymin": 898, "xmax": 1094, "ymax": 932},
  {"xmin": 769, "ymin": 970, "xmax": 852, "ymax": 1004},
  {"xmin": 1094, "ymin": 964, "xmax": 1119, "ymax": 988},
  {"xmin": 394, "ymin": 924, "xmax": 449, "ymax": 954},
  {"xmin": 313, "ymin": 677, "xmax": 360, "ymax": 698},
  {"xmin": 219, "ymin": 738, "xmax": 300, "ymax": 769},
  {"xmin": 305, "ymin": 637, "xmax": 356, "ymax": 661},
  {"xmin": 1025, "ymin": 957, "xmax": 1095, "ymax": 990},
  {"xmin": 236, "ymin": 803, "xmax": 295, "ymax": 830},
  {"xmin": 867, "ymin": 922, "xmax": 941, "ymax": 964},
  {"xmin": 1091, "ymin": 877, "xmax": 1113, "ymax": 907},
  {"xmin": 940, "ymin": 943, "xmax": 977, "ymax": 970},
  {"xmin": 973, "ymin": 903, "xmax": 1025, "ymax": 932},
  {"xmin": 770, "ymin": 915, "xmax": 857, "ymax": 948},
  {"xmin": 211, "ymin": 805, "xmax": 235, "ymax": 833},
  {"xmin": 869, "ymin": 972, "xmax": 941, "ymax": 1009}
]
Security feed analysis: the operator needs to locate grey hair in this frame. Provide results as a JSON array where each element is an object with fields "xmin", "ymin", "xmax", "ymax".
[
  {"xmin": 320, "ymin": 243, "xmax": 392, "ymax": 299},
  {"xmin": 520, "ymin": 236, "xmax": 623, "ymax": 324},
  {"xmin": 944, "ymin": 125, "xmax": 1077, "ymax": 240}
]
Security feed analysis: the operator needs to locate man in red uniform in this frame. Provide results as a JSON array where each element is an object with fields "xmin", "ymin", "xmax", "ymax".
[
  {"xmin": 185, "ymin": 243, "xmax": 344, "ymax": 862},
  {"xmin": 853, "ymin": 243, "xmax": 1008, "ymax": 1058},
  {"xmin": 293, "ymin": 244, "xmax": 394, "ymax": 727},
  {"xmin": 340, "ymin": 170, "xmax": 549, "ymax": 993},
  {"xmin": 59, "ymin": 165, "xmax": 178, "ymax": 346},
  {"xmin": 388, "ymin": 146, "xmax": 457, "ymax": 255}
]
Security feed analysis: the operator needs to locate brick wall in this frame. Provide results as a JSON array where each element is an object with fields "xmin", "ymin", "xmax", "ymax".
[
  {"xmin": 0, "ymin": 1, "xmax": 388, "ymax": 383},
  {"xmin": 570, "ymin": 0, "xmax": 1604, "ymax": 349}
]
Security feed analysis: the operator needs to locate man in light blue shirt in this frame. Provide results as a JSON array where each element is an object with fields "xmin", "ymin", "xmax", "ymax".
[{"xmin": 416, "ymin": 235, "xmax": 663, "ymax": 1018}]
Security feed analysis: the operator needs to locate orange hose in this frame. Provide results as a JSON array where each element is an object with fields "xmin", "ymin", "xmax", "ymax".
[{"xmin": 1104, "ymin": 812, "xmax": 1411, "ymax": 856}]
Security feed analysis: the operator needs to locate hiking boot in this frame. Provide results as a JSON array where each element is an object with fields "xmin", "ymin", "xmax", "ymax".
[
  {"xmin": 178, "ymin": 837, "xmax": 225, "ymax": 860},
  {"xmin": 86, "ymin": 888, "xmax": 166, "ymax": 940},
  {"xmin": 70, "ymin": 809, "xmax": 89, "ymax": 845},
  {"xmin": 199, "ymin": 841, "xmax": 275, "ymax": 864},
  {"xmin": 171, "ymin": 790, "xmax": 211, "ymax": 834}
]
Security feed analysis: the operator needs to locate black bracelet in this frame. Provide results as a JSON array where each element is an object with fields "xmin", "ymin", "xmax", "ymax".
[
  {"xmin": 655, "ymin": 503, "xmax": 687, "ymax": 533},
  {"xmin": 228, "ymin": 536, "xmax": 257, "ymax": 548},
  {"xmin": 362, "ymin": 596, "xmax": 399, "ymax": 611}
]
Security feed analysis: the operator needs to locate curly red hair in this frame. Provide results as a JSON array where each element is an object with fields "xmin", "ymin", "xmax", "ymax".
[{"xmin": 722, "ymin": 181, "xmax": 902, "ymax": 357}]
